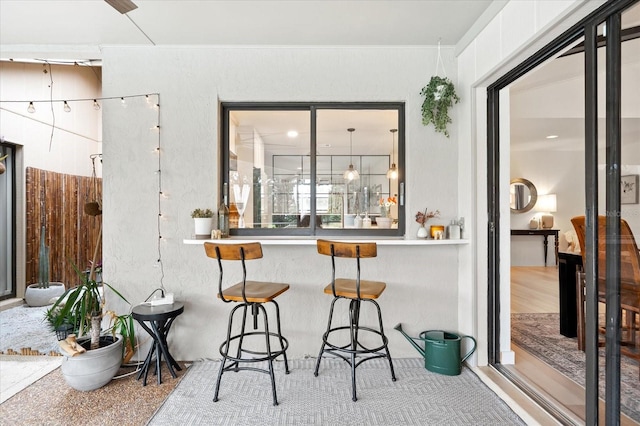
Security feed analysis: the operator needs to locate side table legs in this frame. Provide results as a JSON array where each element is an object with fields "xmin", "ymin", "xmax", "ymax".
[{"xmin": 136, "ymin": 316, "xmax": 182, "ymax": 386}]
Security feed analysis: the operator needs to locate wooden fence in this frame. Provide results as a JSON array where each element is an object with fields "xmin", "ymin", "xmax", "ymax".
[{"xmin": 26, "ymin": 167, "xmax": 102, "ymax": 288}]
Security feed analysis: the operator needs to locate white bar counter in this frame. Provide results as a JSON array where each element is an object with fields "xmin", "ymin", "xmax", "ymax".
[{"xmin": 184, "ymin": 237, "xmax": 469, "ymax": 246}]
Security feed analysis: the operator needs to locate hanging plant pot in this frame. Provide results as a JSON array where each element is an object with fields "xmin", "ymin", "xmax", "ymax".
[{"xmin": 420, "ymin": 76, "xmax": 460, "ymax": 137}]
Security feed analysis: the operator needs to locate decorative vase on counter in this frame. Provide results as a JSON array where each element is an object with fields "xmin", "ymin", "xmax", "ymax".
[
  {"xmin": 363, "ymin": 213, "xmax": 372, "ymax": 228},
  {"xmin": 417, "ymin": 225, "xmax": 428, "ymax": 238}
]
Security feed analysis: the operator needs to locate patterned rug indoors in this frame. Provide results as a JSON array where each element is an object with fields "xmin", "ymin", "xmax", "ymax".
[
  {"xmin": 149, "ymin": 358, "xmax": 525, "ymax": 425},
  {"xmin": 512, "ymin": 312, "xmax": 640, "ymax": 423}
]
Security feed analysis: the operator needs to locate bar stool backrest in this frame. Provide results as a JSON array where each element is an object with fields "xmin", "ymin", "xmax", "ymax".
[
  {"xmin": 204, "ymin": 242, "xmax": 263, "ymax": 303},
  {"xmin": 317, "ymin": 239, "xmax": 377, "ymax": 299}
]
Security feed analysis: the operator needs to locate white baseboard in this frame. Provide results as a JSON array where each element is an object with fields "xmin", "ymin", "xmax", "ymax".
[{"xmin": 500, "ymin": 350, "xmax": 515, "ymax": 365}]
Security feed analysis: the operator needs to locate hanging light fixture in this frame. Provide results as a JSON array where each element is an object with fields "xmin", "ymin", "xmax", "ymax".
[
  {"xmin": 343, "ymin": 128, "xmax": 359, "ymax": 181},
  {"xmin": 386, "ymin": 128, "xmax": 398, "ymax": 179},
  {"xmin": 27, "ymin": 102, "xmax": 36, "ymax": 113},
  {"xmin": 63, "ymin": 101, "xmax": 71, "ymax": 112},
  {"xmin": 93, "ymin": 99, "xmax": 101, "ymax": 110}
]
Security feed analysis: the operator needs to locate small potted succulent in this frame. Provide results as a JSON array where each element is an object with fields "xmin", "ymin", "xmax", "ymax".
[{"xmin": 191, "ymin": 208, "xmax": 214, "ymax": 236}]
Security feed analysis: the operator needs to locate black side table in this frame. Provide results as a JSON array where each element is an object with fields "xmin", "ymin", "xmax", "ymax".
[{"xmin": 132, "ymin": 301, "xmax": 184, "ymax": 385}]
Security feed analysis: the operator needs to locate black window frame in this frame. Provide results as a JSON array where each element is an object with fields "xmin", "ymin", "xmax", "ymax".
[{"xmin": 221, "ymin": 102, "xmax": 406, "ymax": 237}]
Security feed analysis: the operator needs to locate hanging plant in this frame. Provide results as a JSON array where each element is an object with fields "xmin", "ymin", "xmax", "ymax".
[{"xmin": 420, "ymin": 76, "xmax": 460, "ymax": 137}]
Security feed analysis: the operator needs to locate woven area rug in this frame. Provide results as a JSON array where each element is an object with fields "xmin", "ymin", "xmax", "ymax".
[
  {"xmin": 149, "ymin": 358, "xmax": 525, "ymax": 425},
  {"xmin": 512, "ymin": 312, "xmax": 640, "ymax": 422}
]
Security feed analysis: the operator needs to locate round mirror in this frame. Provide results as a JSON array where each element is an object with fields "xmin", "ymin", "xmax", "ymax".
[{"xmin": 510, "ymin": 178, "xmax": 537, "ymax": 213}]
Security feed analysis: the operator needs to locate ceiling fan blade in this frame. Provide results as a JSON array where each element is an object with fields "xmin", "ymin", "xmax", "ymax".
[{"xmin": 105, "ymin": 0, "xmax": 138, "ymax": 14}]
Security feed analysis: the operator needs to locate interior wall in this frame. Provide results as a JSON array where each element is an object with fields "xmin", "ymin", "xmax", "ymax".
[{"xmin": 101, "ymin": 46, "xmax": 467, "ymax": 361}]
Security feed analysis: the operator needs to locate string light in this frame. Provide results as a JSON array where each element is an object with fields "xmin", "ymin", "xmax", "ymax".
[
  {"xmin": 3, "ymin": 93, "xmax": 166, "ymax": 291},
  {"xmin": 153, "ymin": 93, "xmax": 165, "ymax": 292}
]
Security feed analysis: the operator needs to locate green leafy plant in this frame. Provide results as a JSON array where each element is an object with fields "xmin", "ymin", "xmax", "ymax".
[
  {"xmin": 420, "ymin": 76, "xmax": 460, "ymax": 137},
  {"xmin": 191, "ymin": 208, "xmax": 214, "ymax": 218},
  {"xmin": 46, "ymin": 262, "xmax": 134, "ymax": 356}
]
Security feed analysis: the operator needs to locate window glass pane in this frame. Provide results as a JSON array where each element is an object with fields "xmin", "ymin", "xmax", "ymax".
[
  {"xmin": 316, "ymin": 109, "xmax": 399, "ymax": 229},
  {"xmin": 229, "ymin": 110, "xmax": 310, "ymax": 229},
  {"xmin": 225, "ymin": 104, "xmax": 402, "ymax": 235}
]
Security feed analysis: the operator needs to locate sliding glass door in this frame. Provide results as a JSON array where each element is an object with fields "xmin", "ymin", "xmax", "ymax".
[
  {"xmin": 0, "ymin": 142, "xmax": 15, "ymax": 300},
  {"xmin": 487, "ymin": 1, "xmax": 639, "ymax": 423}
]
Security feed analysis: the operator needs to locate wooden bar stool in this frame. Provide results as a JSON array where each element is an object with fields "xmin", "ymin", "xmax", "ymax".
[
  {"xmin": 204, "ymin": 242, "xmax": 290, "ymax": 405},
  {"xmin": 313, "ymin": 239, "xmax": 396, "ymax": 401}
]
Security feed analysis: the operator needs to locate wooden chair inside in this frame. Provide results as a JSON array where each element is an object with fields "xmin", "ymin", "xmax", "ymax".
[
  {"xmin": 314, "ymin": 239, "xmax": 396, "ymax": 401},
  {"xmin": 571, "ymin": 216, "xmax": 640, "ymax": 379},
  {"xmin": 203, "ymin": 241, "xmax": 290, "ymax": 405}
]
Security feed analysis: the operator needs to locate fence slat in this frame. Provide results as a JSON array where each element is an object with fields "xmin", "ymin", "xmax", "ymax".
[{"xmin": 26, "ymin": 167, "xmax": 102, "ymax": 288}]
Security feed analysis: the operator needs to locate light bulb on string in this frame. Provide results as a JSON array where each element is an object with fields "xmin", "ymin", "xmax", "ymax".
[
  {"xmin": 93, "ymin": 99, "xmax": 101, "ymax": 110},
  {"xmin": 27, "ymin": 102, "xmax": 36, "ymax": 113},
  {"xmin": 63, "ymin": 101, "xmax": 71, "ymax": 112},
  {"xmin": 120, "ymin": 97, "xmax": 126, "ymax": 107}
]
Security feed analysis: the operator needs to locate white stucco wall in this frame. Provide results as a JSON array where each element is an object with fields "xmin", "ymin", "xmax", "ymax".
[
  {"xmin": 0, "ymin": 61, "xmax": 103, "ymax": 176},
  {"xmin": 457, "ymin": 0, "xmax": 606, "ymax": 365},
  {"xmin": 101, "ymin": 46, "xmax": 468, "ymax": 361},
  {"xmin": 0, "ymin": 61, "xmax": 103, "ymax": 297}
]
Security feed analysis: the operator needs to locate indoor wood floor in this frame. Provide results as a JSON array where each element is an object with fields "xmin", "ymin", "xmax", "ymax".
[{"xmin": 507, "ymin": 266, "xmax": 638, "ymax": 425}]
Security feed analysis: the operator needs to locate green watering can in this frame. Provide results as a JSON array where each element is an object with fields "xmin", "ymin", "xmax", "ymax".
[{"xmin": 394, "ymin": 323, "xmax": 476, "ymax": 376}]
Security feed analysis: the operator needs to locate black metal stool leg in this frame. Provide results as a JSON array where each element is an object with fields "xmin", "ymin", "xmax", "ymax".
[
  {"xmin": 214, "ymin": 303, "xmax": 243, "ymax": 402},
  {"xmin": 349, "ymin": 299, "xmax": 361, "ymax": 401},
  {"xmin": 314, "ymin": 297, "xmax": 339, "ymax": 376},
  {"xmin": 271, "ymin": 300, "xmax": 289, "ymax": 374},
  {"xmin": 233, "ymin": 304, "xmax": 250, "ymax": 372},
  {"xmin": 371, "ymin": 299, "xmax": 396, "ymax": 381},
  {"xmin": 258, "ymin": 304, "xmax": 278, "ymax": 406}
]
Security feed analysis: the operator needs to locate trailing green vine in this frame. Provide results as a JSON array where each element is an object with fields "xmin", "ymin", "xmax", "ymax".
[{"xmin": 420, "ymin": 76, "xmax": 460, "ymax": 137}]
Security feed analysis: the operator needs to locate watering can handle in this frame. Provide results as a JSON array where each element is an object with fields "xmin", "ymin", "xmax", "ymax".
[{"xmin": 460, "ymin": 335, "xmax": 477, "ymax": 363}]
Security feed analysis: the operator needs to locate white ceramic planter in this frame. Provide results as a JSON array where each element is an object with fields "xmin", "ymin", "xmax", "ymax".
[
  {"xmin": 376, "ymin": 217, "xmax": 392, "ymax": 228},
  {"xmin": 24, "ymin": 282, "xmax": 65, "ymax": 307},
  {"xmin": 61, "ymin": 335, "xmax": 123, "ymax": 391},
  {"xmin": 194, "ymin": 217, "xmax": 213, "ymax": 236}
]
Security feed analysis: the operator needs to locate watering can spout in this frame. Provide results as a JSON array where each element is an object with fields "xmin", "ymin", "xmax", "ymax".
[{"xmin": 393, "ymin": 323, "xmax": 425, "ymax": 357}]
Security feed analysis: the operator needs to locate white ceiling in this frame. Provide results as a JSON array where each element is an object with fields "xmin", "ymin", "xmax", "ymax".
[{"xmin": 0, "ymin": 0, "xmax": 495, "ymax": 60}]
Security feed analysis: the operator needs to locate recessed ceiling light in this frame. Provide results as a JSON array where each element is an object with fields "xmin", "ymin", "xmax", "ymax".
[
  {"xmin": 546, "ymin": 135, "xmax": 559, "ymax": 139},
  {"xmin": 287, "ymin": 130, "xmax": 298, "ymax": 138}
]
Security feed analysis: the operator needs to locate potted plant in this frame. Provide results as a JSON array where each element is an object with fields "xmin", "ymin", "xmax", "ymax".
[
  {"xmin": 420, "ymin": 76, "xmax": 460, "ymax": 137},
  {"xmin": 191, "ymin": 208, "xmax": 214, "ymax": 236},
  {"xmin": 24, "ymin": 225, "xmax": 65, "ymax": 307},
  {"xmin": 45, "ymin": 263, "xmax": 135, "ymax": 391}
]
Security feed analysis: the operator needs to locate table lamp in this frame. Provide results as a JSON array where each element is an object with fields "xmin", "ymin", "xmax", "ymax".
[{"xmin": 537, "ymin": 194, "xmax": 557, "ymax": 229}]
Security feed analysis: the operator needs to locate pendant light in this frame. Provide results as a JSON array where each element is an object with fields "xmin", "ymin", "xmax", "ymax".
[
  {"xmin": 386, "ymin": 128, "xmax": 398, "ymax": 179},
  {"xmin": 343, "ymin": 128, "xmax": 360, "ymax": 180}
]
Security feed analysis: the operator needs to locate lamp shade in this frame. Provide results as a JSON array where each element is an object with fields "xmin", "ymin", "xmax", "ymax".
[{"xmin": 536, "ymin": 194, "xmax": 557, "ymax": 212}]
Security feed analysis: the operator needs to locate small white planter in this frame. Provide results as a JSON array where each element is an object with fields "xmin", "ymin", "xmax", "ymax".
[
  {"xmin": 24, "ymin": 282, "xmax": 65, "ymax": 307},
  {"xmin": 194, "ymin": 217, "xmax": 213, "ymax": 236}
]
